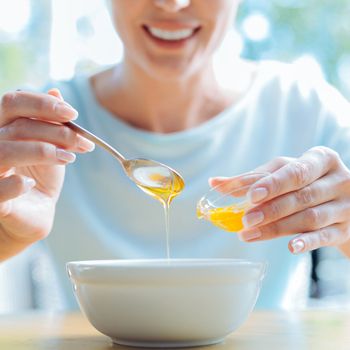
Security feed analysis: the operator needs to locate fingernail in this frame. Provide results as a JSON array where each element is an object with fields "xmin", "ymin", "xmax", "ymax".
[
  {"xmin": 208, "ymin": 176, "xmax": 228, "ymax": 185},
  {"xmin": 209, "ymin": 176, "xmax": 229, "ymax": 181},
  {"xmin": 56, "ymin": 149, "xmax": 76, "ymax": 163},
  {"xmin": 77, "ymin": 135, "xmax": 95, "ymax": 152},
  {"xmin": 56, "ymin": 102, "xmax": 79, "ymax": 120},
  {"xmin": 248, "ymin": 187, "xmax": 268, "ymax": 203},
  {"xmin": 23, "ymin": 177, "xmax": 36, "ymax": 191},
  {"xmin": 238, "ymin": 228, "xmax": 262, "ymax": 241},
  {"xmin": 242, "ymin": 211, "xmax": 264, "ymax": 228},
  {"xmin": 291, "ymin": 239, "xmax": 305, "ymax": 254}
]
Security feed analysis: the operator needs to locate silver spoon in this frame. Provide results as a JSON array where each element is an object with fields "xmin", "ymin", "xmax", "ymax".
[{"xmin": 64, "ymin": 121, "xmax": 185, "ymax": 195}]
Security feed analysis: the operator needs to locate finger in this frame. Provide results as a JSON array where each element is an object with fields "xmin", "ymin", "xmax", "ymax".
[
  {"xmin": 238, "ymin": 200, "xmax": 349, "ymax": 242},
  {"xmin": 253, "ymin": 156, "xmax": 294, "ymax": 174},
  {"xmin": 46, "ymin": 89, "xmax": 94, "ymax": 152},
  {"xmin": 0, "ymin": 141, "xmax": 76, "ymax": 169},
  {"xmin": 209, "ymin": 157, "xmax": 294, "ymax": 189},
  {"xmin": 242, "ymin": 175, "xmax": 338, "ymax": 229},
  {"xmin": 0, "ymin": 118, "xmax": 95, "ymax": 153},
  {"xmin": 209, "ymin": 172, "xmax": 268, "ymax": 197},
  {"xmin": 0, "ymin": 90, "xmax": 78, "ymax": 127},
  {"xmin": 0, "ymin": 175, "xmax": 36, "ymax": 202},
  {"xmin": 289, "ymin": 223, "xmax": 350, "ymax": 254},
  {"xmin": 247, "ymin": 147, "xmax": 337, "ymax": 204}
]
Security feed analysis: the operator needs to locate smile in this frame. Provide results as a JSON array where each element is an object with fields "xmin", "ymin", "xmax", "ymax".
[
  {"xmin": 148, "ymin": 27, "xmax": 194, "ymax": 41},
  {"xmin": 143, "ymin": 25, "xmax": 200, "ymax": 42}
]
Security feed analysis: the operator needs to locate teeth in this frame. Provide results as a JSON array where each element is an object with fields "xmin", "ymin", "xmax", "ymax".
[{"xmin": 148, "ymin": 27, "xmax": 194, "ymax": 41}]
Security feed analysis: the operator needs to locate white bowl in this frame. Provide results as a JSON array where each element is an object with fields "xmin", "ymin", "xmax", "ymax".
[{"xmin": 67, "ymin": 259, "xmax": 266, "ymax": 348}]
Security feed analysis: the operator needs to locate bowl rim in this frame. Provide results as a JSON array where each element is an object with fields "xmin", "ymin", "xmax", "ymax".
[
  {"xmin": 66, "ymin": 258, "xmax": 268, "ymax": 285},
  {"xmin": 67, "ymin": 258, "xmax": 265, "ymax": 268}
]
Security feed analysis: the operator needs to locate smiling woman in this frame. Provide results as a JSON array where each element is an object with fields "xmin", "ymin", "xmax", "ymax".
[
  {"xmin": 108, "ymin": 0, "xmax": 239, "ymax": 80},
  {"xmin": 0, "ymin": 0, "xmax": 350, "ymax": 316}
]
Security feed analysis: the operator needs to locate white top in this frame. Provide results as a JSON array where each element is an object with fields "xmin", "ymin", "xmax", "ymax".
[{"xmin": 6, "ymin": 60, "xmax": 350, "ymax": 311}]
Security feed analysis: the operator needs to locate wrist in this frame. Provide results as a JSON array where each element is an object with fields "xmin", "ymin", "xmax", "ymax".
[{"xmin": 0, "ymin": 229, "xmax": 34, "ymax": 262}]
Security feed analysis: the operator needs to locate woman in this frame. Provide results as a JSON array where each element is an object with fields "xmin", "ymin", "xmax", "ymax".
[{"xmin": 0, "ymin": 0, "xmax": 350, "ymax": 309}]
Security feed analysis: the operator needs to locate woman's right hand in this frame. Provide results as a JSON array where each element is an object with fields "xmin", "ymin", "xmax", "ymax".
[{"xmin": 0, "ymin": 89, "xmax": 95, "ymax": 261}]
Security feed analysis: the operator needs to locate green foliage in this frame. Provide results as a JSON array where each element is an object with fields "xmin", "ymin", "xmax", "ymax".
[
  {"xmin": 0, "ymin": 0, "xmax": 51, "ymax": 94},
  {"xmin": 237, "ymin": 0, "xmax": 350, "ymax": 90},
  {"xmin": 0, "ymin": 44, "xmax": 26, "ymax": 90}
]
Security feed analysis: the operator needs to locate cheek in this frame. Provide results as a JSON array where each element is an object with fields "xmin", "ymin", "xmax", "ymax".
[
  {"xmin": 109, "ymin": 0, "xmax": 142, "ymax": 37},
  {"xmin": 201, "ymin": 0, "xmax": 239, "ymax": 33},
  {"xmin": 111, "ymin": 10, "xmax": 139, "ymax": 51},
  {"xmin": 214, "ymin": 1, "xmax": 238, "ymax": 29},
  {"xmin": 203, "ymin": 6, "xmax": 237, "ymax": 51}
]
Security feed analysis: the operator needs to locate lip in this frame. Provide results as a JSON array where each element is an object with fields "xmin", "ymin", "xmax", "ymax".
[
  {"xmin": 142, "ymin": 24, "xmax": 201, "ymax": 49},
  {"xmin": 144, "ymin": 20, "xmax": 200, "ymax": 31}
]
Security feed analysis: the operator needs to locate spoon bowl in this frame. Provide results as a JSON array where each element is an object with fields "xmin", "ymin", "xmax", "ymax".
[{"xmin": 65, "ymin": 121, "xmax": 185, "ymax": 197}]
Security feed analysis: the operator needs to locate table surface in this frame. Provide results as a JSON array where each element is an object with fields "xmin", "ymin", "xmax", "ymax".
[{"xmin": 1, "ymin": 310, "xmax": 350, "ymax": 350}]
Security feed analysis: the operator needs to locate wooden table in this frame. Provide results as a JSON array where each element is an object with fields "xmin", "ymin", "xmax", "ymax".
[{"xmin": 0, "ymin": 310, "xmax": 349, "ymax": 350}]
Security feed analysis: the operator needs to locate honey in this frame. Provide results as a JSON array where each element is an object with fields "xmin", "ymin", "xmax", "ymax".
[
  {"xmin": 137, "ymin": 172, "xmax": 184, "ymax": 259},
  {"xmin": 196, "ymin": 173, "xmax": 268, "ymax": 233},
  {"xmin": 197, "ymin": 199, "xmax": 250, "ymax": 232},
  {"xmin": 138, "ymin": 174, "xmax": 183, "ymax": 204}
]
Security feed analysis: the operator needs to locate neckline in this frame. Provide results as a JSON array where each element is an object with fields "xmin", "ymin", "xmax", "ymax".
[{"xmin": 79, "ymin": 61, "xmax": 264, "ymax": 142}]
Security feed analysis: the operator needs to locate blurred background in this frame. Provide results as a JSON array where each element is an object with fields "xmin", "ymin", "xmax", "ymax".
[{"xmin": 0, "ymin": 0, "xmax": 350, "ymax": 313}]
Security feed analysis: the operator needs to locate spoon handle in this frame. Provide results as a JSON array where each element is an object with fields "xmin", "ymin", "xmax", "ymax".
[{"xmin": 64, "ymin": 121, "xmax": 126, "ymax": 164}]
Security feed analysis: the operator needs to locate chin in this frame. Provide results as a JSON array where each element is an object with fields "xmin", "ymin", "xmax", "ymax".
[{"xmin": 143, "ymin": 56, "xmax": 204, "ymax": 81}]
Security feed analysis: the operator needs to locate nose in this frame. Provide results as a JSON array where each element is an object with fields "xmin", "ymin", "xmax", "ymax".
[{"xmin": 154, "ymin": 0, "xmax": 191, "ymax": 12}]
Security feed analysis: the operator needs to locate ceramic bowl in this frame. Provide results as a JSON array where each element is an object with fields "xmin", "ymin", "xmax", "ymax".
[{"xmin": 67, "ymin": 259, "xmax": 266, "ymax": 348}]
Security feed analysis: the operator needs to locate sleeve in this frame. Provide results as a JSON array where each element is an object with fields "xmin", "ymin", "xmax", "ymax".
[{"xmin": 313, "ymin": 80, "xmax": 350, "ymax": 168}]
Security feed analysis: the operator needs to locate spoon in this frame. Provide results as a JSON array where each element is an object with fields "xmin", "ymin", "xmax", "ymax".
[{"xmin": 64, "ymin": 121, "xmax": 185, "ymax": 193}]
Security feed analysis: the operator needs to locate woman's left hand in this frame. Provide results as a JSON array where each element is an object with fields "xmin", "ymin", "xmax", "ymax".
[{"xmin": 212, "ymin": 146, "xmax": 350, "ymax": 254}]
